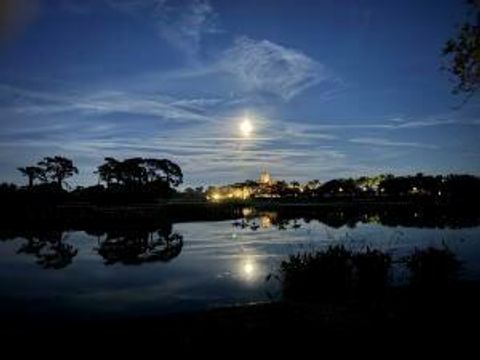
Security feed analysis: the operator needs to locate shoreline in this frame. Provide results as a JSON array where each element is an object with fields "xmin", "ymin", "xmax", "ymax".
[
  {"xmin": 0, "ymin": 199, "xmax": 479, "ymax": 230},
  {"xmin": 2, "ymin": 281, "xmax": 480, "ymax": 349}
]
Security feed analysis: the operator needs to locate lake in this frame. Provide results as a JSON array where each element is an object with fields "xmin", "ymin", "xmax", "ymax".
[{"xmin": 1, "ymin": 207, "xmax": 479, "ymax": 320}]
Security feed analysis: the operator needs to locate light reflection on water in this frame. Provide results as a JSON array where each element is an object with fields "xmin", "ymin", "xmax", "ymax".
[{"xmin": 0, "ymin": 212, "xmax": 479, "ymax": 318}]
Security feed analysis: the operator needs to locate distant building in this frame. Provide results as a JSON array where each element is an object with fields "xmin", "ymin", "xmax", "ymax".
[
  {"xmin": 259, "ymin": 169, "xmax": 272, "ymax": 185},
  {"xmin": 207, "ymin": 169, "xmax": 277, "ymax": 201}
]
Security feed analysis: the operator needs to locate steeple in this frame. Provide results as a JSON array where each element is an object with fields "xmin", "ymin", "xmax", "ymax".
[{"xmin": 259, "ymin": 169, "xmax": 271, "ymax": 185}]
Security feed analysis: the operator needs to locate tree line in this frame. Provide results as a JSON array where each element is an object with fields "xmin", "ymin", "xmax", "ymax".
[
  {"xmin": 18, "ymin": 156, "xmax": 78, "ymax": 189},
  {"xmin": 207, "ymin": 173, "xmax": 480, "ymax": 202},
  {"xmin": 3, "ymin": 155, "xmax": 183, "ymax": 204},
  {"xmin": 2, "ymin": 156, "xmax": 480, "ymax": 204},
  {"xmin": 17, "ymin": 155, "xmax": 183, "ymax": 190}
]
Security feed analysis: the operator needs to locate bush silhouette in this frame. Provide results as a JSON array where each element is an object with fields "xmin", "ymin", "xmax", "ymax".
[{"xmin": 403, "ymin": 246, "xmax": 461, "ymax": 291}]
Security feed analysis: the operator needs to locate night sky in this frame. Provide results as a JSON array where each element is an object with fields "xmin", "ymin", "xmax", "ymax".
[{"xmin": 1, "ymin": 0, "xmax": 479, "ymax": 187}]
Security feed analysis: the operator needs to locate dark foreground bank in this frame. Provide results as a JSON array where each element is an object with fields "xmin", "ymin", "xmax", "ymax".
[{"xmin": 2, "ymin": 282, "xmax": 480, "ymax": 353}]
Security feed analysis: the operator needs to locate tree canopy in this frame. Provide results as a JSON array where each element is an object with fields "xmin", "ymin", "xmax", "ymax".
[
  {"xmin": 17, "ymin": 166, "xmax": 46, "ymax": 188},
  {"xmin": 38, "ymin": 156, "xmax": 78, "ymax": 189},
  {"xmin": 96, "ymin": 157, "xmax": 183, "ymax": 188},
  {"xmin": 18, "ymin": 156, "xmax": 78, "ymax": 189},
  {"xmin": 443, "ymin": 0, "xmax": 480, "ymax": 98}
]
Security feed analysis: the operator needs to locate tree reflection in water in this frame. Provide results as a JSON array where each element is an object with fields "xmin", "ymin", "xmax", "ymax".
[
  {"xmin": 95, "ymin": 225, "xmax": 183, "ymax": 265},
  {"xmin": 17, "ymin": 230, "xmax": 78, "ymax": 269},
  {"xmin": 1, "ymin": 223, "xmax": 184, "ymax": 269},
  {"xmin": 1, "ymin": 204, "xmax": 479, "ymax": 270},
  {"xmin": 234, "ymin": 206, "xmax": 480, "ymax": 231}
]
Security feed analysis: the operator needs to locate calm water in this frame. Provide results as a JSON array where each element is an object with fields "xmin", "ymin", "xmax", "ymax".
[{"xmin": 1, "ymin": 210, "xmax": 480, "ymax": 319}]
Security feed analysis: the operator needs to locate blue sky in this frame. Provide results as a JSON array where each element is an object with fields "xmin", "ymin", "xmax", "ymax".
[{"xmin": 0, "ymin": 0, "xmax": 479, "ymax": 187}]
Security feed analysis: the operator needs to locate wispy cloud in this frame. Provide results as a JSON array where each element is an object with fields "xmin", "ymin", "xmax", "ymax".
[
  {"xmin": 283, "ymin": 117, "xmax": 480, "ymax": 131},
  {"xmin": 106, "ymin": 0, "xmax": 220, "ymax": 56},
  {"xmin": 217, "ymin": 36, "xmax": 333, "ymax": 101},
  {"xmin": 0, "ymin": 84, "xmax": 218, "ymax": 123},
  {"xmin": 100, "ymin": 2, "xmax": 338, "ymax": 101},
  {"xmin": 0, "ymin": 89, "xmax": 350, "ymax": 186},
  {"xmin": 349, "ymin": 137, "xmax": 438, "ymax": 149},
  {"xmin": 281, "ymin": 123, "xmax": 338, "ymax": 141}
]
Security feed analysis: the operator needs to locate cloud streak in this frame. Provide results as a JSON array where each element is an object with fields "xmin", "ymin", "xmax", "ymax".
[
  {"xmin": 0, "ymin": 84, "xmax": 219, "ymax": 123},
  {"xmin": 282, "ymin": 117, "xmax": 480, "ymax": 131},
  {"xmin": 103, "ymin": 2, "xmax": 337, "ymax": 101},
  {"xmin": 218, "ymin": 36, "xmax": 331, "ymax": 100},
  {"xmin": 349, "ymin": 137, "xmax": 438, "ymax": 149},
  {"xmin": 106, "ymin": 0, "xmax": 220, "ymax": 55}
]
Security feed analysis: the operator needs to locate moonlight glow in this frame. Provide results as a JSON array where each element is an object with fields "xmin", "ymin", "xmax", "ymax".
[
  {"xmin": 239, "ymin": 118, "xmax": 254, "ymax": 138},
  {"xmin": 240, "ymin": 258, "xmax": 257, "ymax": 281}
]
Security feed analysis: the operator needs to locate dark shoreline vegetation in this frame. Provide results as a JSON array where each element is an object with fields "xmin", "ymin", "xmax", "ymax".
[
  {"xmin": 1, "ymin": 201, "xmax": 479, "ymax": 230},
  {"xmin": 277, "ymin": 245, "xmax": 461, "ymax": 301},
  {"xmin": 2, "ymin": 155, "xmax": 480, "ymax": 228}
]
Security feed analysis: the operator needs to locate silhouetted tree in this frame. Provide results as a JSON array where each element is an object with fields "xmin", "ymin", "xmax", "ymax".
[
  {"xmin": 38, "ymin": 156, "xmax": 78, "ymax": 189},
  {"xmin": 143, "ymin": 158, "xmax": 183, "ymax": 187},
  {"xmin": 444, "ymin": 174, "xmax": 480, "ymax": 200},
  {"xmin": 290, "ymin": 181, "xmax": 300, "ymax": 188},
  {"xmin": 121, "ymin": 157, "xmax": 146, "ymax": 185},
  {"xmin": 443, "ymin": 0, "xmax": 480, "ymax": 98},
  {"xmin": 404, "ymin": 247, "xmax": 460, "ymax": 291},
  {"xmin": 17, "ymin": 166, "xmax": 46, "ymax": 188},
  {"xmin": 271, "ymin": 180, "xmax": 292, "ymax": 197},
  {"xmin": 183, "ymin": 186, "xmax": 205, "ymax": 200},
  {"xmin": 156, "ymin": 158, "xmax": 183, "ymax": 187},
  {"xmin": 305, "ymin": 179, "xmax": 321, "ymax": 190},
  {"xmin": 96, "ymin": 157, "xmax": 183, "ymax": 188},
  {"xmin": 318, "ymin": 178, "xmax": 357, "ymax": 197},
  {"xmin": 95, "ymin": 157, "xmax": 120, "ymax": 186}
]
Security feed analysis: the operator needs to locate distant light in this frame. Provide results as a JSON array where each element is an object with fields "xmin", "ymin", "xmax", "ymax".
[
  {"xmin": 239, "ymin": 117, "xmax": 253, "ymax": 137},
  {"xmin": 260, "ymin": 215, "xmax": 272, "ymax": 228},
  {"xmin": 242, "ymin": 207, "xmax": 253, "ymax": 217}
]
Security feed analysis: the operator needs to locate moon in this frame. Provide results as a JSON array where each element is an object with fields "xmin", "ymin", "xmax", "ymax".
[{"xmin": 239, "ymin": 117, "xmax": 253, "ymax": 138}]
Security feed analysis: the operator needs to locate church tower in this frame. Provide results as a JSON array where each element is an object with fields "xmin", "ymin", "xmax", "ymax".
[{"xmin": 259, "ymin": 169, "xmax": 271, "ymax": 185}]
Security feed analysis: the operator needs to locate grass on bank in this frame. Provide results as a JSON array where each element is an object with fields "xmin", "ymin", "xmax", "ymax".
[{"xmin": 277, "ymin": 245, "xmax": 460, "ymax": 302}]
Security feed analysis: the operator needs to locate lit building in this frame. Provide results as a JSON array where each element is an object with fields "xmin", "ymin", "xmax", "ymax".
[
  {"xmin": 259, "ymin": 169, "xmax": 272, "ymax": 185},
  {"xmin": 207, "ymin": 169, "xmax": 277, "ymax": 201}
]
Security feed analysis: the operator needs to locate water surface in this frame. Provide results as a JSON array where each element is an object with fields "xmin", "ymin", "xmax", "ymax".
[{"xmin": 1, "ymin": 210, "xmax": 479, "ymax": 318}]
